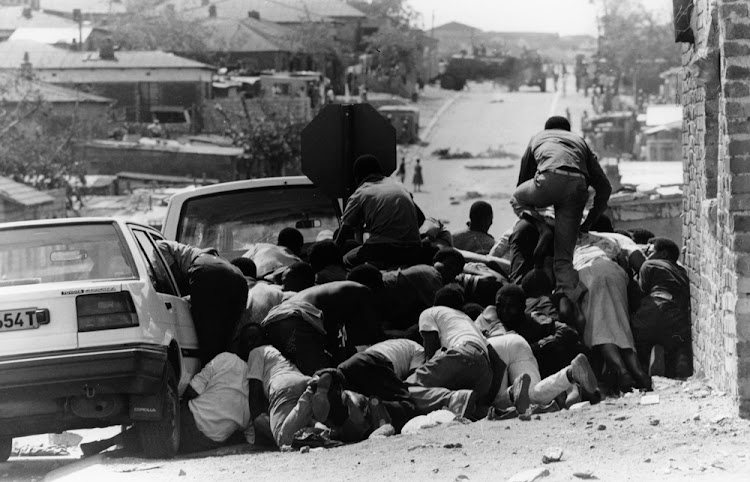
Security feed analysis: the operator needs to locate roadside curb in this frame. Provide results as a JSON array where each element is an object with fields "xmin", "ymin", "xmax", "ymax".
[{"xmin": 420, "ymin": 92, "xmax": 462, "ymax": 144}]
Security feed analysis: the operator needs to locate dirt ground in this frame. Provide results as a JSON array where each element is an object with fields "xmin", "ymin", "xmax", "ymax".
[{"xmin": 19, "ymin": 375, "xmax": 749, "ymax": 482}]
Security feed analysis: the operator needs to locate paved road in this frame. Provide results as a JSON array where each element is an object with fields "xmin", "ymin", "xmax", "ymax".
[{"xmin": 405, "ymin": 80, "xmax": 581, "ymax": 239}]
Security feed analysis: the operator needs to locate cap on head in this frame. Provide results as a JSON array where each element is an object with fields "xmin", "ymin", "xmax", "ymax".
[
  {"xmin": 544, "ymin": 116, "xmax": 571, "ymax": 131},
  {"xmin": 353, "ymin": 154, "xmax": 382, "ymax": 185}
]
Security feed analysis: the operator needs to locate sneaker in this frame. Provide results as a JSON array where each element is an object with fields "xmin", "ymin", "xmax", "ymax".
[
  {"xmin": 570, "ymin": 354, "xmax": 598, "ymax": 396},
  {"xmin": 312, "ymin": 372, "xmax": 333, "ymax": 422},
  {"xmin": 509, "ymin": 373, "xmax": 531, "ymax": 415}
]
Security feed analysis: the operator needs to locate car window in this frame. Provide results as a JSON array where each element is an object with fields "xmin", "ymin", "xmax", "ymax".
[
  {"xmin": 0, "ymin": 223, "xmax": 137, "ymax": 286},
  {"xmin": 132, "ymin": 229, "xmax": 179, "ymax": 296},
  {"xmin": 176, "ymin": 185, "xmax": 340, "ymax": 261}
]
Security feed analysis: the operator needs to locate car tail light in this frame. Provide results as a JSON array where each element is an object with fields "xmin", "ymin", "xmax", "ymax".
[{"xmin": 76, "ymin": 292, "xmax": 139, "ymax": 332}]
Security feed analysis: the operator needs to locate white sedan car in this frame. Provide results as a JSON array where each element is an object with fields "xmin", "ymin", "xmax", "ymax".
[{"xmin": 0, "ymin": 218, "xmax": 200, "ymax": 460}]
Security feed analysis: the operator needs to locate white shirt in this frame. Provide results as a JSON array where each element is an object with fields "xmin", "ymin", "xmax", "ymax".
[
  {"xmin": 365, "ymin": 339, "xmax": 425, "ymax": 380},
  {"xmin": 244, "ymin": 280, "xmax": 286, "ymax": 325},
  {"xmin": 419, "ymin": 306, "xmax": 488, "ymax": 355},
  {"xmin": 247, "ymin": 345, "xmax": 306, "ymax": 399},
  {"xmin": 188, "ymin": 352, "xmax": 251, "ymax": 442}
]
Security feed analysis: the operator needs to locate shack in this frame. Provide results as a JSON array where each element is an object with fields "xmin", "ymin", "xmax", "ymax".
[{"xmin": 75, "ymin": 139, "xmax": 246, "ymax": 182}]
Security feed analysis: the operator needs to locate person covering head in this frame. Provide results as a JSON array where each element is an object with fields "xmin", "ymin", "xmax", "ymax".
[
  {"xmin": 544, "ymin": 116, "xmax": 571, "ymax": 131},
  {"xmin": 353, "ymin": 154, "xmax": 383, "ymax": 186},
  {"xmin": 433, "ymin": 286, "xmax": 465, "ymax": 310},
  {"xmin": 278, "ymin": 228, "xmax": 304, "ymax": 256},
  {"xmin": 347, "ymin": 263, "xmax": 384, "ymax": 291},
  {"xmin": 433, "ymin": 248, "xmax": 466, "ymax": 282}
]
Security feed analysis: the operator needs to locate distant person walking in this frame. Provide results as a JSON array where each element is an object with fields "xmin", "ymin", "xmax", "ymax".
[
  {"xmin": 510, "ymin": 116, "xmax": 612, "ymax": 304},
  {"xmin": 412, "ymin": 159, "xmax": 424, "ymax": 193},
  {"xmin": 397, "ymin": 158, "xmax": 407, "ymax": 184}
]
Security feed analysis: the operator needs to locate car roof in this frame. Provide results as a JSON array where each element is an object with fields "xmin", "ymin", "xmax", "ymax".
[
  {"xmin": 0, "ymin": 216, "xmax": 158, "ymax": 233},
  {"xmin": 167, "ymin": 176, "xmax": 313, "ymax": 206}
]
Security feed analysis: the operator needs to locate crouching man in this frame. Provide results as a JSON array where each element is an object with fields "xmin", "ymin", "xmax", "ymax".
[{"xmin": 80, "ymin": 352, "xmax": 250, "ymax": 457}]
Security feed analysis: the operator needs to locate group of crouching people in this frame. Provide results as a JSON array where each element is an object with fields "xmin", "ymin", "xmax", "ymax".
[{"xmin": 82, "ymin": 146, "xmax": 691, "ymax": 457}]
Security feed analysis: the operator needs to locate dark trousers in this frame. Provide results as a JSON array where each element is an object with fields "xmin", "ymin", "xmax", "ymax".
[
  {"xmin": 510, "ymin": 171, "xmax": 589, "ymax": 300},
  {"xmin": 631, "ymin": 296, "xmax": 692, "ymax": 378},
  {"xmin": 189, "ymin": 256, "xmax": 248, "ymax": 366},
  {"xmin": 532, "ymin": 340, "xmax": 585, "ymax": 379},
  {"xmin": 508, "ymin": 218, "xmax": 548, "ymax": 283},
  {"xmin": 343, "ymin": 243, "xmax": 437, "ymax": 269},
  {"xmin": 337, "ymin": 352, "xmax": 418, "ymax": 430},
  {"xmin": 265, "ymin": 317, "xmax": 334, "ymax": 376},
  {"xmin": 179, "ymin": 399, "xmax": 224, "ymax": 454}
]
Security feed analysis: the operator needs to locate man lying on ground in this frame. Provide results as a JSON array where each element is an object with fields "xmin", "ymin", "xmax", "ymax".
[{"xmin": 483, "ymin": 285, "xmax": 600, "ymax": 411}]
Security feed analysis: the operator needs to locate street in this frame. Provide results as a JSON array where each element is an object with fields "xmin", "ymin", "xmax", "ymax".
[{"xmin": 2, "ymin": 81, "xmax": 745, "ymax": 482}]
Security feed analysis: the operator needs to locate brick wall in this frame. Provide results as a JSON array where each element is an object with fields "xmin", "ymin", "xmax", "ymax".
[{"xmin": 682, "ymin": 0, "xmax": 750, "ymax": 416}]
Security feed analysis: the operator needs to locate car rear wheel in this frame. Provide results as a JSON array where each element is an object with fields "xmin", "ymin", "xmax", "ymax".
[
  {"xmin": 0, "ymin": 437, "xmax": 12, "ymax": 462},
  {"xmin": 137, "ymin": 364, "xmax": 180, "ymax": 459}
]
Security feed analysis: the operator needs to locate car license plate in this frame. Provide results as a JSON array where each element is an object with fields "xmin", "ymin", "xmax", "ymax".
[{"xmin": 0, "ymin": 309, "xmax": 39, "ymax": 332}]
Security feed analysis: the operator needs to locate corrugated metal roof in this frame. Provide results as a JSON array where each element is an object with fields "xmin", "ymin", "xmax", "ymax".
[
  {"xmin": 0, "ymin": 6, "xmax": 80, "ymax": 31},
  {"xmin": 0, "ymin": 41, "xmax": 213, "ymax": 70},
  {"xmin": 8, "ymin": 26, "xmax": 95, "ymax": 44},
  {"xmin": 172, "ymin": 0, "xmax": 363, "ymax": 23},
  {"xmin": 40, "ymin": 0, "xmax": 127, "ymax": 15},
  {"xmin": 199, "ymin": 17, "xmax": 293, "ymax": 52},
  {"xmin": 0, "ymin": 177, "xmax": 55, "ymax": 207},
  {"xmin": 0, "ymin": 71, "xmax": 113, "ymax": 103}
]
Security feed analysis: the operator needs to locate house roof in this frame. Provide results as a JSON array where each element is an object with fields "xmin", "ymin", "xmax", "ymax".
[
  {"xmin": 8, "ymin": 26, "xmax": 96, "ymax": 45},
  {"xmin": 0, "ymin": 71, "xmax": 113, "ymax": 103},
  {"xmin": 0, "ymin": 176, "xmax": 55, "ymax": 207},
  {"xmin": 40, "ymin": 0, "xmax": 128, "ymax": 15},
  {"xmin": 172, "ymin": 0, "xmax": 363, "ymax": 23},
  {"xmin": 433, "ymin": 21, "xmax": 481, "ymax": 33},
  {"xmin": 198, "ymin": 17, "xmax": 294, "ymax": 53},
  {"xmin": 0, "ymin": 6, "xmax": 80, "ymax": 32},
  {"xmin": 0, "ymin": 41, "xmax": 213, "ymax": 70}
]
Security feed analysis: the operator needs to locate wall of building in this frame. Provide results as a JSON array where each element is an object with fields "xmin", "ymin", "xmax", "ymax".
[{"xmin": 682, "ymin": 0, "xmax": 750, "ymax": 416}]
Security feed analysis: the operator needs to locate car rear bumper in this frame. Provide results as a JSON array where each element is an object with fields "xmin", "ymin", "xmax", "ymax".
[{"xmin": 0, "ymin": 343, "xmax": 168, "ymax": 400}]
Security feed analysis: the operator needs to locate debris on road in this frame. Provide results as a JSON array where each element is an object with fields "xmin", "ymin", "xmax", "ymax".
[
  {"xmin": 402, "ymin": 410, "xmax": 456, "ymax": 434},
  {"xmin": 569, "ymin": 402, "xmax": 591, "ymax": 411},
  {"xmin": 541, "ymin": 448, "xmax": 563, "ymax": 463},
  {"xmin": 597, "ymin": 425, "xmax": 606, "ymax": 431},
  {"xmin": 640, "ymin": 394, "xmax": 660, "ymax": 405},
  {"xmin": 650, "ymin": 419, "xmax": 660, "ymax": 426},
  {"xmin": 507, "ymin": 467, "xmax": 550, "ymax": 482},
  {"xmin": 573, "ymin": 470, "xmax": 597, "ymax": 479}
]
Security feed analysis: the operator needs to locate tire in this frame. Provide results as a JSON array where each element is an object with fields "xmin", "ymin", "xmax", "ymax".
[
  {"xmin": 0, "ymin": 437, "xmax": 11, "ymax": 462},
  {"xmin": 137, "ymin": 364, "xmax": 180, "ymax": 459}
]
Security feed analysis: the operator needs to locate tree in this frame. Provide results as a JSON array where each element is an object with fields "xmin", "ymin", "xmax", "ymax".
[
  {"xmin": 365, "ymin": 22, "xmax": 427, "ymax": 96},
  {"xmin": 105, "ymin": 0, "xmax": 210, "ymax": 52},
  {"xmin": 0, "ymin": 72, "xmax": 106, "ymax": 209},
  {"xmin": 591, "ymin": 0, "xmax": 681, "ymax": 94}
]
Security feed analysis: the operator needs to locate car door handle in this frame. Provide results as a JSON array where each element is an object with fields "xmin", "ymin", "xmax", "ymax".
[{"xmin": 165, "ymin": 302, "xmax": 173, "ymax": 310}]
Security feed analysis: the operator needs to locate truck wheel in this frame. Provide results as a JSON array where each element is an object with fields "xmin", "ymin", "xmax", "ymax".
[
  {"xmin": 137, "ymin": 365, "xmax": 180, "ymax": 459},
  {"xmin": 0, "ymin": 437, "xmax": 11, "ymax": 462}
]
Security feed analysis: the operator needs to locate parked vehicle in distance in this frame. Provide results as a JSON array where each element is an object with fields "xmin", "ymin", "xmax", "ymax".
[
  {"xmin": 0, "ymin": 218, "xmax": 200, "ymax": 460},
  {"xmin": 162, "ymin": 176, "xmax": 341, "ymax": 261}
]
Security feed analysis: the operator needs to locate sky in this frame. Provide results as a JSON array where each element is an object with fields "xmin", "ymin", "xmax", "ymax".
[{"xmin": 406, "ymin": 0, "xmax": 672, "ymax": 36}]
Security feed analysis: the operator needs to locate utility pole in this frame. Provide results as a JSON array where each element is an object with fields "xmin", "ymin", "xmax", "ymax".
[{"xmin": 73, "ymin": 8, "xmax": 83, "ymax": 51}]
